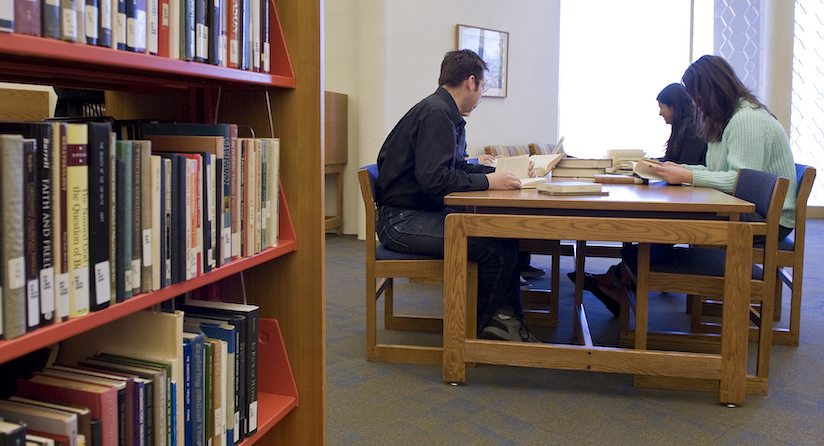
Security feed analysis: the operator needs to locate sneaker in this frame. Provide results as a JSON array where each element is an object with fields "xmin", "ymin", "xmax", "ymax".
[
  {"xmin": 519, "ymin": 276, "xmax": 532, "ymax": 290},
  {"xmin": 479, "ymin": 313, "xmax": 540, "ymax": 342},
  {"xmin": 520, "ymin": 265, "xmax": 546, "ymax": 278}
]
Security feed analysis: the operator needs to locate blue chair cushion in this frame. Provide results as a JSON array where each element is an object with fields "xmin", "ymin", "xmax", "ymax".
[
  {"xmin": 623, "ymin": 244, "xmax": 763, "ymax": 280},
  {"xmin": 376, "ymin": 244, "xmax": 441, "ymax": 261}
]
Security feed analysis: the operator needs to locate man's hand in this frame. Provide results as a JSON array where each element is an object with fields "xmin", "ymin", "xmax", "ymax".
[
  {"xmin": 487, "ymin": 170, "xmax": 522, "ymax": 190},
  {"xmin": 652, "ymin": 162, "xmax": 693, "ymax": 184},
  {"xmin": 475, "ymin": 154, "xmax": 496, "ymax": 167}
]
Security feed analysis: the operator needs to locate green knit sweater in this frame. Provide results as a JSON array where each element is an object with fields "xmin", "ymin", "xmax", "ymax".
[{"xmin": 686, "ymin": 99, "xmax": 797, "ymax": 228}]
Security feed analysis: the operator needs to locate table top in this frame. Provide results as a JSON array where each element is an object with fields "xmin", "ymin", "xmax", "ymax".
[{"xmin": 444, "ymin": 182, "xmax": 755, "ymax": 215}]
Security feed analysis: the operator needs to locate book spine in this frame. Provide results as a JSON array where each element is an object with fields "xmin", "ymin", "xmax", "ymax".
[
  {"xmin": 250, "ymin": 0, "xmax": 257, "ymax": 71},
  {"xmin": 168, "ymin": 0, "xmax": 178, "ymax": 58},
  {"xmin": 182, "ymin": 338, "xmax": 192, "ymax": 446},
  {"xmin": 260, "ymin": 0, "xmax": 267, "ymax": 73},
  {"xmin": 139, "ymin": 141, "xmax": 151, "ymax": 293},
  {"xmin": 191, "ymin": 335, "xmax": 204, "ymax": 446},
  {"xmin": 243, "ymin": 140, "xmax": 254, "ymax": 257},
  {"xmin": 84, "ymin": 0, "xmax": 98, "ymax": 44},
  {"xmin": 204, "ymin": 153, "xmax": 214, "ymax": 272},
  {"xmin": 97, "ymin": 0, "xmax": 111, "ymax": 46},
  {"xmin": 37, "ymin": 124, "xmax": 56, "ymax": 326},
  {"xmin": 150, "ymin": 155, "xmax": 161, "ymax": 292},
  {"xmin": 146, "ymin": 0, "xmax": 157, "ymax": 53},
  {"xmin": 60, "ymin": 0, "xmax": 78, "ymax": 41},
  {"xmin": 14, "ymin": 0, "xmax": 41, "ymax": 35},
  {"xmin": 66, "ymin": 123, "xmax": 90, "ymax": 319},
  {"xmin": 182, "ymin": 0, "xmax": 194, "ymax": 60},
  {"xmin": 162, "ymin": 157, "xmax": 172, "ymax": 287},
  {"xmin": 108, "ymin": 131, "xmax": 117, "ymax": 303},
  {"xmin": 76, "ymin": 0, "xmax": 84, "ymax": 44},
  {"xmin": 130, "ymin": 140, "xmax": 142, "ymax": 295},
  {"xmin": 266, "ymin": 138, "xmax": 278, "ymax": 247},
  {"xmin": 115, "ymin": 141, "xmax": 132, "ymax": 301},
  {"xmin": 157, "ymin": 0, "xmax": 168, "ymax": 56},
  {"xmin": 253, "ymin": 141, "xmax": 260, "ymax": 253},
  {"xmin": 88, "ymin": 122, "xmax": 111, "ymax": 311},
  {"xmin": 206, "ymin": 0, "xmax": 218, "ymax": 65},
  {"xmin": 42, "ymin": 0, "xmax": 61, "ymax": 38},
  {"xmin": 23, "ymin": 138, "xmax": 41, "ymax": 332},
  {"xmin": 53, "ymin": 121, "xmax": 70, "ymax": 322},
  {"xmin": 113, "ymin": 0, "xmax": 125, "ymax": 49},
  {"xmin": 193, "ymin": 0, "xmax": 206, "ymax": 62},
  {"xmin": 1, "ymin": 135, "xmax": 26, "ymax": 339},
  {"xmin": 225, "ymin": 0, "xmax": 236, "ymax": 68}
]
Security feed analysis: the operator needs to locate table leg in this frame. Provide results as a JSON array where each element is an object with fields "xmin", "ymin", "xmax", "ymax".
[
  {"xmin": 443, "ymin": 215, "xmax": 468, "ymax": 383},
  {"xmin": 718, "ymin": 222, "xmax": 751, "ymax": 404}
]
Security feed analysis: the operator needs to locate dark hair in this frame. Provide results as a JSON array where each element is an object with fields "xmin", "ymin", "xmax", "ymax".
[
  {"xmin": 656, "ymin": 83, "xmax": 702, "ymax": 161},
  {"xmin": 439, "ymin": 49, "xmax": 487, "ymax": 89},
  {"xmin": 681, "ymin": 55, "xmax": 769, "ymax": 142}
]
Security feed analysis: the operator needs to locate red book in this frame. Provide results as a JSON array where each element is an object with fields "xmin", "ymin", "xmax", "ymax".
[
  {"xmin": 158, "ymin": 0, "xmax": 170, "ymax": 57},
  {"xmin": 226, "ymin": 0, "xmax": 239, "ymax": 68},
  {"xmin": 27, "ymin": 430, "xmax": 72, "ymax": 446},
  {"xmin": 14, "ymin": 0, "xmax": 41, "ymax": 36},
  {"xmin": 16, "ymin": 374, "xmax": 119, "ymax": 446}
]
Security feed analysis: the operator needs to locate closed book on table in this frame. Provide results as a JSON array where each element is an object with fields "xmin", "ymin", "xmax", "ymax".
[
  {"xmin": 65, "ymin": 123, "xmax": 90, "ymax": 319},
  {"xmin": 554, "ymin": 157, "xmax": 612, "ymax": 169},
  {"xmin": 550, "ymin": 166, "xmax": 606, "ymax": 178},
  {"xmin": 1, "ymin": 134, "xmax": 26, "ymax": 340},
  {"xmin": 16, "ymin": 373, "xmax": 119, "ymax": 446},
  {"xmin": 0, "ymin": 398, "xmax": 79, "ymax": 446}
]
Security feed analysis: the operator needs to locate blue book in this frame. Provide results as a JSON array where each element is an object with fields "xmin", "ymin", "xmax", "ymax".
[
  {"xmin": 182, "ymin": 331, "xmax": 204, "ymax": 446},
  {"xmin": 182, "ymin": 335, "xmax": 191, "ymax": 446},
  {"xmin": 183, "ymin": 317, "xmax": 236, "ymax": 446},
  {"xmin": 114, "ymin": 0, "xmax": 126, "ymax": 49}
]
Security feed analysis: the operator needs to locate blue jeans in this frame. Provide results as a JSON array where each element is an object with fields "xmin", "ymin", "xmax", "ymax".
[{"xmin": 377, "ymin": 206, "xmax": 522, "ymax": 333}]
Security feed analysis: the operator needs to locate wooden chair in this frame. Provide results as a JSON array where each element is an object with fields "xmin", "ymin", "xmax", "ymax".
[
  {"xmin": 358, "ymin": 165, "xmax": 478, "ymax": 365},
  {"xmin": 692, "ymin": 164, "xmax": 815, "ymax": 346},
  {"xmin": 620, "ymin": 168, "xmax": 789, "ymax": 390},
  {"xmin": 769, "ymin": 164, "xmax": 816, "ymax": 345}
]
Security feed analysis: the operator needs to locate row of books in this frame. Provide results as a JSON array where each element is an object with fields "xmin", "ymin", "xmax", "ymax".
[
  {"xmin": 0, "ymin": 0, "xmax": 271, "ymax": 72},
  {"xmin": 0, "ymin": 298, "xmax": 259, "ymax": 446},
  {"xmin": 0, "ymin": 120, "xmax": 280, "ymax": 340}
]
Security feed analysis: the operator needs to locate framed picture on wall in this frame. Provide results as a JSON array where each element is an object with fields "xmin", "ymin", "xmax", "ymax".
[{"xmin": 457, "ymin": 24, "xmax": 509, "ymax": 98}]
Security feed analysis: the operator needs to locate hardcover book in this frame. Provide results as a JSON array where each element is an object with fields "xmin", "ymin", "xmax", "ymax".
[
  {"xmin": 41, "ymin": 0, "xmax": 61, "ymax": 38},
  {"xmin": 14, "ymin": 0, "xmax": 41, "ymax": 35},
  {"xmin": 65, "ymin": 123, "xmax": 90, "ymax": 319},
  {"xmin": 114, "ymin": 141, "xmax": 133, "ymax": 301},
  {"xmin": 0, "ymin": 399, "xmax": 79, "ymax": 446},
  {"xmin": 88, "ymin": 122, "xmax": 112, "ymax": 311},
  {"xmin": 23, "ymin": 138, "xmax": 41, "ymax": 332},
  {"xmin": 1, "ymin": 134, "xmax": 27, "ymax": 340}
]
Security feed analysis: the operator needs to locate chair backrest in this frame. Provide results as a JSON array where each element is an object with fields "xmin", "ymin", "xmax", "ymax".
[
  {"xmin": 358, "ymin": 165, "xmax": 380, "ymax": 264},
  {"xmin": 731, "ymin": 168, "xmax": 790, "ymax": 279},
  {"xmin": 484, "ymin": 144, "xmax": 530, "ymax": 157},
  {"xmin": 788, "ymin": 164, "xmax": 816, "ymax": 252}
]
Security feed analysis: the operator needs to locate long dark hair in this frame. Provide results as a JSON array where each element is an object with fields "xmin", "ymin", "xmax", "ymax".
[
  {"xmin": 657, "ymin": 83, "xmax": 701, "ymax": 160},
  {"xmin": 681, "ymin": 55, "xmax": 769, "ymax": 142}
]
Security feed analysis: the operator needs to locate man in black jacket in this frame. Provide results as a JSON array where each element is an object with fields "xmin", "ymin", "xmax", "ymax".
[{"xmin": 374, "ymin": 49, "xmax": 537, "ymax": 342}]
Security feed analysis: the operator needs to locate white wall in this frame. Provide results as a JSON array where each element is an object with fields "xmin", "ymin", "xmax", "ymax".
[{"xmin": 325, "ymin": 0, "xmax": 561, "ymax": 238}]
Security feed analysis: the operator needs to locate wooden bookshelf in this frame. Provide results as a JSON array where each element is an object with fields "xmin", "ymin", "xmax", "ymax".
[{"xmin": 0, "ymin": 0, "xmax": 325, "ymax": 444}]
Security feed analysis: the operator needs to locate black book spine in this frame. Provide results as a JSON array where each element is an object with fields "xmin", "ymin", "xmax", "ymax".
[
  {"xmin": 175, "ymin": 154, "xmax": 187, "ymax": 284},
  {"xmin": 88, "ymin": 122, "xmax": 111, "ymax": 311},
  {"xmin": 159, "ymin": 157, "xmax": 167, "ymax": 288},
  {"xmin": 23, "ymin": 138, "xmax": 41, "ymax": 332},
  {"xmin": 201, "ymin": 153, "xmax": 212, "ymax": 273},
  {"xmin": 36, "ymin": 123, "xmax": 56, "ymax": 326}
]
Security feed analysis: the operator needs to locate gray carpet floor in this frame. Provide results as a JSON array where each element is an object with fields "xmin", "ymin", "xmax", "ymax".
[{"xmin": 326, "ymin": 219, "xmax": 824, "ymax": 445}]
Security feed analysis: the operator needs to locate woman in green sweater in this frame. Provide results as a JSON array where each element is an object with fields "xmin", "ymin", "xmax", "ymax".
[{"xmin": 577, "ymin": 54, "xmax": 797, "ymax": 317}]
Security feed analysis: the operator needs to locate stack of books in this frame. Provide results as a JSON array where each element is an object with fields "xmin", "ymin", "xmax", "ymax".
[{"xmin": 551, "ymin": 157, "xmax": 612, "ymax": 180}]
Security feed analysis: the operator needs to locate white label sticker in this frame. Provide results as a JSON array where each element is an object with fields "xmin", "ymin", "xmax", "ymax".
[
  {"xmin": 94, "ymin": 261, "xmax": 111, "ymax": 305},
  {"xmin": 56, "ymin": 273, "xmax": 70, "ymax": 318},
  {"xmin": 40, "ymin": 267, "xmax": 55, "ymax": 313},
  {"xmin": 73, "ymin": 266, "xmax": 90, "ymax": 312},
  {"xmin": 131, "ymin": 259, "xmax": 141, "ymax": 291},
  {"xmin": 143, "ymin": 229, "xmax": 152, "ymax": 266},
  {"xmin": 27, "ymin": 279, "xmax": 40, "ymax": 327},
  {"xmin": 8, "ymin": 257, "xmax": 25, "ymax": 289}
]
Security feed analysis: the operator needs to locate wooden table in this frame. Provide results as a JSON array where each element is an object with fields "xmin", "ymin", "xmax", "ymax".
[{"xmin": 442, "ymin": 183, "xmax": 757, "ymax": 405}]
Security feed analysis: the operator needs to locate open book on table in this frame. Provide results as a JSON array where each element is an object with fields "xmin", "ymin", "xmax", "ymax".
[
  {"xmin": 493, "ymin": 153, "xmax": 565, "ymax": 187},
  {"xmin": 605, "ymin": 157, "xmax": 665, "ymax": 181}
]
